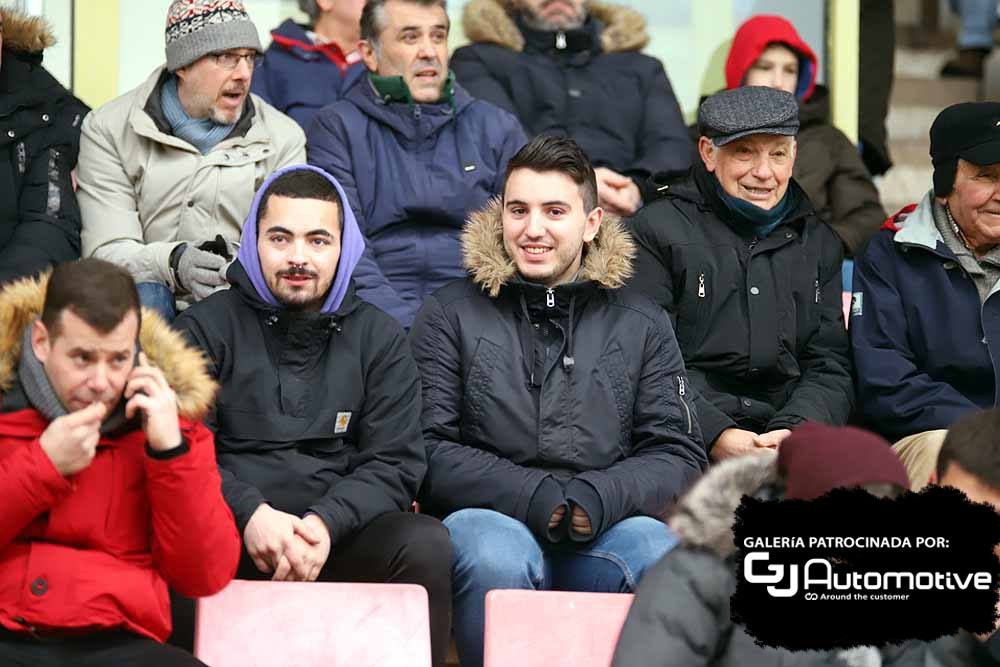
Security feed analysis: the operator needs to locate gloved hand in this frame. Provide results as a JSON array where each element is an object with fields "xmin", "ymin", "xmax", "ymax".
[{"xmin": 174, "ymin": 244, "xmax": 228, "ymax": 301}]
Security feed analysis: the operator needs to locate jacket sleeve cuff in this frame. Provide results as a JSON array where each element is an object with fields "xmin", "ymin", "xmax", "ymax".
[
  {"xmin": 145, "ymin": 436, "xmax": 190, "ymax": 460},
  {"xmin": 765, "ymin": 415, "xmax": 806, "ymax": 432},
  {"xmin": 565, "ymin": 478, "xmax": 605, "ymax": 542},
  {"xmin": 526, "ymin": 477, "xmax": 567, "ymax": 543},
  {"xmin": 702, "ymin": 414, "xmax": 738, "ymax": 454}
]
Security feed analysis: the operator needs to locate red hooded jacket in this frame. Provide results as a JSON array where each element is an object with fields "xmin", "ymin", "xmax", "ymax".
[
  {"xmin": 0, "ymin": 278, "xmax": 239, "ymax": 642},
  {"xmin": 725, "ymin": 14, "xmax": 817, "ymax": 101}
]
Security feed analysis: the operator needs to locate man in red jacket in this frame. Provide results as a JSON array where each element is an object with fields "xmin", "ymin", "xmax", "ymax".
[{"xmin": 0, "ymin": 258, "xmax": 239, "ymax": 666}]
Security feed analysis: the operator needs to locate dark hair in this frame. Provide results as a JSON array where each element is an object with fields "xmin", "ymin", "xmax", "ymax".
[
  {"xmin": 937, "ymin": 409, "xmax": 1000, "ymax": 488},
  {"xmin": 503, "ymin": 135, "xmax": 599, "ymax": 212},
  {"xmin": 257, "ymin": 170, "xmax": 344, "ymax": 230},
  {"xmin": 360, "ymin": 0, "xmax": 449, "ymax": 48},
  {"xmin": 41, "ymin": 259, "xmax": 141, "ymax": 337}
]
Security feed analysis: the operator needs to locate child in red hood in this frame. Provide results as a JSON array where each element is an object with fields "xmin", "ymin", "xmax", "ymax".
[{"xmin": 725, "ymin": 15, "xmax": 885, "ymax": 257}]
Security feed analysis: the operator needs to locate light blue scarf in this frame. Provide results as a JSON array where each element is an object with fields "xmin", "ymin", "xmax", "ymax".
[{"xmin": 160, "ymin": 75, "xmax": 235, "ymax": 155}]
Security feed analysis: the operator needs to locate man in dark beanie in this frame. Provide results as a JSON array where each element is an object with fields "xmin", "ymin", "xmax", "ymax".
[
  {"xmin": 629, "ymin": 85, "xmax": 853, "ymax": 462},
  {"xmin": 612, "ymin": 422, "xmax": 905, "ymax": 666},
  {"xmin": 852, "ymin": 101, "xmax": 1000, "ymax": 488}
]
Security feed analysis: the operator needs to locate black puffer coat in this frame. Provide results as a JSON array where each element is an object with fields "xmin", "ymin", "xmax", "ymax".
[
  {"xmin": 628, "ymin": 164, "xmax": 853, "ymax": 448},
  {"xmin": 451, "ymin": 0, "xmax": 692, "ymax": 183},
  {"xmin": 0, "ymin": 9, "xmax": 87, "ymax": 284},
  {"xmin": 175, "ymin": 262, "xmax": 426, "ymax": 545},
  {"xmin": 409, "ymin": 200, "xmax": 707, "ymax": 542}
]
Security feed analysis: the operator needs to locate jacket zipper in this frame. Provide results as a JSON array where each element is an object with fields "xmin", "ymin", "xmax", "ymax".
[
  {"xmin": 814, "ymin": 278, "xmax": 821, "ymax": 304},
  {"xmin": 698, "ymin": 273, "xmax": 706, "ymax": 298},
  {"xmin": 546, "ymin": 288, "xmax": 555, "ymax": 308},
  {"xmin": 677, "ymin": 376, "xmax": 693, "ymax": 434}
]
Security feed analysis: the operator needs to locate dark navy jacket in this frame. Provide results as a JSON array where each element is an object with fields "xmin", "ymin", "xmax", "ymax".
[
  {"xmin": 851, "ymin": 193, "xmax": 999, "ymax": 440},
  {"xmin": 250, "ymin": 19, "xmax": 365, "ymax": 131},
  {"xmin": 306, "ymin": 76, "xmax": 526, "ymax": 327}
]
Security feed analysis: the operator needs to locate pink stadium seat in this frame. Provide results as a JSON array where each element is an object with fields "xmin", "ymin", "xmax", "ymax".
[
  {"xmin": 194, "ymin": 580, "xmax": 432, "ymax": 667},
  {"xmin": 483, "ymin": 590, "xmax": 634, "ymax": 667}
]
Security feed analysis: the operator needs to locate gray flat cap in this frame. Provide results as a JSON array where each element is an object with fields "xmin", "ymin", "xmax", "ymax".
[{"xmin": 698, "ymin": 86, "xmax": 799, "ymax": 146}]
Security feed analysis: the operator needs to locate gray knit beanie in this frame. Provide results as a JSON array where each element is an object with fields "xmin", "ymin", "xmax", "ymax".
[{"xmin": 164, "ymin": 0, "xmax": 263, "ymax": 72}]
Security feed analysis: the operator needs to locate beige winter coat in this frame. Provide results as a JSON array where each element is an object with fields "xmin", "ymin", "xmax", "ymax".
[{"xmin": 77, "ymin": 67, "xmax": 305, "ymax": 291}]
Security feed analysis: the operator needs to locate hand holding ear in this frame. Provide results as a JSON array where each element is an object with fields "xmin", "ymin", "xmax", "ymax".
[{"xmin": 125, "ymin": 352, "xmax": 182, "ymax": 452}]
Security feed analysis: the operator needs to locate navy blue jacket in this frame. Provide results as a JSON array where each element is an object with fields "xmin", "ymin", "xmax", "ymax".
[
  {"xmin": 851, "ymin": 193, "xmax": 999, "ymax": 440},
  {"xmin": 250, "ymin": 19, "xmax": 365, "ymax": 130},
  {"xmin": 306, "ymin": 76, "xmax": 526, "ymax": 327}
]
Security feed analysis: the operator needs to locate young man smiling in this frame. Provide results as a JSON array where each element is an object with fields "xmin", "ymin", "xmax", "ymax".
[
  {"xmin": 410, "ymin": 135, "xmax": 706, "ymax": 667},
  {"xmin": 628, "ymin": 85, "xmax": 853, "ymax": 462},
  {"xmin": 175, "ymin": 165, "xmax": 452, "ymax": 667},
  {"xmin": 77, "ymin": 0, "xmax": 305, "ymax": 322}
]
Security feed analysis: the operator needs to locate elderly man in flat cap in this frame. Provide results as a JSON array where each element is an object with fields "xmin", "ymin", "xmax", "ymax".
[
  {"xmin": 628, "ymin": 86, "xmax": 853, "ymax": 462},
  {"xmin": 852, "ymin": 102, "xmax": 1000, "ymax": 490}
]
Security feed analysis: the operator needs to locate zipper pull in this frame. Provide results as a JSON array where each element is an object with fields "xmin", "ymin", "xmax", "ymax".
[
  {"xmin": 677, "ymin": 375, "xmax": 686, "ymax": 396},
  {"xmin": 546, "ymin": 288, "xmax": 555, "ymax": 308},
  {"xmin": 814, "ymin": 278, "xmax": 821, "ymax": 304},
  {"xmin": 698, "ymin": 273, "xmax": 706, "ymax": 298},
  {"xmin": 556, "ymin": 31, "xmax": 567, "ymax": 49}
]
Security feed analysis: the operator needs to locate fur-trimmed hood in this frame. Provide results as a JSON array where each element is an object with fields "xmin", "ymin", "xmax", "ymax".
[
  {"xmin": 670, "ymin": 452, "xmax": 780, "ymax": 559},
  {"xmin": 461, "ymin": 197, "xmax": 635, "ymax": 297},
  {"xmin": 462, "ymin": 0, "xmax": 649, "ymax": 53},
  {"xmin": 0, "ymin": 6, "xmax": 56, "ymax": 54},
  {"xmin": 0, "ymin": 275, "xmax": 217, "ymax": 421}
]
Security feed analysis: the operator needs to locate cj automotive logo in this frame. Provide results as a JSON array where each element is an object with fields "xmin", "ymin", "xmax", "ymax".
[
  {"xmin": 743, "ymin": 550, "xmax": 992, "ymax": 600},
  {"xmin": 729, "ymin": 486, "xmax": 1000, "ymax": 650}
]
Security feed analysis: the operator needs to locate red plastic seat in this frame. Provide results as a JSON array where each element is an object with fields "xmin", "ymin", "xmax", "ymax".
[
  {"xmin": 483, "ymin": 590, "xmax": 634, "ymax": 667},
  {"xmin": 194, "ymin": 580, "xmax": 432, "ymax": 667}
]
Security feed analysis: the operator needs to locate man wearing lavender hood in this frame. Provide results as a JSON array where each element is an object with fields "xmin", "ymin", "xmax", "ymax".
[{"xmin": 174, "ymin": 164, "xmax": 452, "ymax": 667}]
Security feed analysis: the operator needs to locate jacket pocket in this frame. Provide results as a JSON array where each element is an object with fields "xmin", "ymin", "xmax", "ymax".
[
  {"xmin": 595, "ymin": 345, "xmax": 633, "ymax": 457},
  {"xmin": 462, "ymin": 337, "xmax": 503, "ymax": 439},
  {"xmin": 676, "ymin": 375, "xmax": 694, "ymax": 435}
]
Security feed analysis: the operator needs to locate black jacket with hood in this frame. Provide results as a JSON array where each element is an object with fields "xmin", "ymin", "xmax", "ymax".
[
  {"xmin": 628, "ymin": 164, "xmax": 853, "ymax": 448},
  {"xmin": 451, "ymin": 0, "xmax": 692, "ymax": 184},
  {"xmin": 175, "ymin": 167, "xmax": 425, "ymax": 545},
  {"xmin": 0, "ymin": 9, "xmax": 88, "ymax": 285},
  {"xmin": 409, "ymin": 200, "xmax": 707, "ymax": 542}
]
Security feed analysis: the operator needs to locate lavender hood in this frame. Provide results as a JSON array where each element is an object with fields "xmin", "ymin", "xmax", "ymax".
[{"xmin": 236, "ymin": 164, "xmax": 365, "ymax": 314}]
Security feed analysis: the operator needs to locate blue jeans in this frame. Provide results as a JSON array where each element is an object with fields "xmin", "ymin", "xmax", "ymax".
[
  {"xmin": 137, "ymin": 282, "xmax": 177, "ymax": 323},
  {"xmin": 949, "ymin": 0, "xmax": 998, "ymax": 49},
  {"xmin": 444, "ymin": 508, "xmax": 678, "ymax": 667}
]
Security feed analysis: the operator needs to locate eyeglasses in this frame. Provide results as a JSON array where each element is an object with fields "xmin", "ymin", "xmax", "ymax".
[{"xmin": 210, "ymin": 51, "xmax": 260, "ymax": 71}]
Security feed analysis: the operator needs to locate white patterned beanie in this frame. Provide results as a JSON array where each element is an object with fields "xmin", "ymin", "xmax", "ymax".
[{"xmin": 164, "ymin": 0, "xmax": 262, "ymax": 72}]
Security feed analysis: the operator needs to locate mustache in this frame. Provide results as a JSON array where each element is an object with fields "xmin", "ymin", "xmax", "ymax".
[{"xmin": 277, "ymin": 267, "xmax": 317, "ymax": 278}]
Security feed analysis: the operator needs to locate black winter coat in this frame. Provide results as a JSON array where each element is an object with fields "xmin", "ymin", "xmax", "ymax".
[
  {"xmin": 409, "ymin": 200, "xmax": 707, "ymax": 542},
  {"xmin": 175, "ymin": 262, "xmax": 426, "ymax": 545},
  {"xmin": 451, "ymin": 0, "xmax": 692, "ymax": 183},
  {"xmin": 0, "ymin": 11, "xmax": 88, "ymax": 285},
  {"xmin": 627, "ymin": 165, "xmax": 853, "ymax": 447}
]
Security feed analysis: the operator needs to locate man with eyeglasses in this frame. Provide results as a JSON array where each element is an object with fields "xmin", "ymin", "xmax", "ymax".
[{"xmin": 77, "ymin": 0, "xmax": 306, "ymax": 322}]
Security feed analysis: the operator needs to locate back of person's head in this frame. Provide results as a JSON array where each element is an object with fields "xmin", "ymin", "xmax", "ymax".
[
  {"xmin": 256, "ymin": 168, "xmax": 344, "ymax": 230},
  {"xmin": 726, "ymin": 14, "xmax": 818, "ymax": 101},
  {"xmin": 360, "ymin": 0, "xmax": 448, "ymax": 47},
  {"xmin": 777, "ymin": 422, "xmax": 910, "ymax": 500},
  {"xmin": 41, "ymin": 259, "xmax": 141, "ymax": 339},
  {"xmin": 504, "ymin": 135, "xmax": 598, "ymax": 212},
  {"xmin": 937, "ymin": 409, "xmax": 1000, "ymax": 494}
]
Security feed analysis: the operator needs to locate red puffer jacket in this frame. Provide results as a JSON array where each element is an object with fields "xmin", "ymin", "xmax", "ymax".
[{"xmin": 0, "ymin": 276, "xmax": 239, "ymax": 642}]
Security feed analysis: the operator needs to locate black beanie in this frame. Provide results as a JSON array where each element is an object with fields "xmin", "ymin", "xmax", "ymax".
[{"xmin": 930, "ymin": 102, "xmax": 1000, "ymax": 197}]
